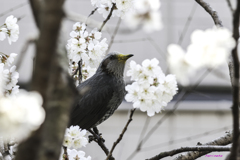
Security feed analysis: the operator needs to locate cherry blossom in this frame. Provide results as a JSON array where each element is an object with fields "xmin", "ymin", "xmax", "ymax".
[{"xmin": 126, "ymin": 59, "xmax": 178, "ymax": 116}]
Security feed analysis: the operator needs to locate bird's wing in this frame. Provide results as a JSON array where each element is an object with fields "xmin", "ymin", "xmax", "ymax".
[{"xmin": 70, "ymin": 74, "xmax": 116, "ymax": 129}]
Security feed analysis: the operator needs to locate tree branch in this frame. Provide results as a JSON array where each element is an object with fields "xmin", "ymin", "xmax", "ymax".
[
  {"xmin": 228, "ymin": 0, "xmax": 240, "ymax": 159},
  {"xmin": 31, "ymin": 0, "xmax": 65, "ymax": 101},
  {"xmin": 88, "ymin": 129, "xmax": 114, "ymax": 160},
  {"xmin": 29, "ymin": 0, "xmax": 42, "ymax": 28},
  {"xmin": 0, "ymin": 2, "xmax": 28, "ymax": 18},
  {"xmin": 174, "ymin": 130, "xmax": 233, "ymax": 160},
  {"xmin": 127, "ymin": 69, "xmax": 211, "ymax": 160},
  {"xmin": 78, "ymin": 60, "xmax": 82, "ymax": 84},
  {"xmin": 195, "ymin": 0, "xmax": 223, "ymax": 27},
  {"xmin": 106, "ymin": 109, "xmax": 136, "ymax": 160},
  {"xmin": 147, "ymin": 146, "xmax": 231, "ymax": 160},
  {"xmin": 16, "ymin": 37, "xmax": 36, "ymax": 69},
  {"xmin": 178, "ymin": 3, "xmax": 197, "ymax": 45},
  {"xmin": 142, "ymin": 126, "xmax": 231, "ymax": 152},
  {"xmin": 106, "ymin": 18, "xmax": 121, "ymax": 53},
  {"xmin": 16, "ymin": 1, "xmax": 79, "ymax": 160},
  {"xmin": 99, "ymin": 3, "xmax": 116, "ymax": 32},
  {"xmin": 65, "ymin": 10, "xmax": 138, "ymax": 35},
  {"xmin": 87, "ymin": 7, "xmax": 98, "ymax": 19},
  {"xmin": 226, "ymin": 0, "xmax": 234, "ymax": 14}
]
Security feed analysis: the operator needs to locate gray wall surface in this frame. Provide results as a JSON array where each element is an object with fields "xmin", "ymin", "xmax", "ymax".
[{"xmin": 0, "ymin": 0, "xmax": 234, "ymax": 86}]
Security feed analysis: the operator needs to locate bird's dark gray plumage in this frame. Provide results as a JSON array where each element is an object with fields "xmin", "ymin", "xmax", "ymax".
[{"xmin": 69, "ymin": 52, "xmax": 133, "ymax": 130}]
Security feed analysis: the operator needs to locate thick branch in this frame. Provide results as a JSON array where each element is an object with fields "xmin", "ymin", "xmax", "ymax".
[
  {"xmin": 195, "ymin": 0, "xmax": 223, "ymax": 27},
  {"xmin": 174, "ymin": 131, "xmax": 233, "ymax": 160},
  {"xmin": 147, "ymin": 146, "xmax": 230, "ymax": 160},
  {"xmin": 31, "ymin": 0, "xmax": 65, "ymax": 101},
  {"xmin": 106, "ymin": 109, "xmax": 136, "ymax": 160},
  {"xmin": 37, "ymin": 29, "xmax": 78, "ymax": 160},
  {"xmin": 29, "ymin": 0, "xmax": 42, "ymax": 28},
  {"xmin": 16, "ymin": 1, "xmax": 76, "ymax": 160},
  {"xmin": 228, "ymin": 0, "xmax": 240, "ymax": 159}
]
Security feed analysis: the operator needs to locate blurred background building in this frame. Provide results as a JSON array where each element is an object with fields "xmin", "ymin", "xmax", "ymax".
[{"xmin": 0, "ymin": 0, "xmax": 235, "ymax": 159}]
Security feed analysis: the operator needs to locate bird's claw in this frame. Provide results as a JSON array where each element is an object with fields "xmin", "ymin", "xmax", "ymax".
[{"xmin": 88, "ymin": 134, "xmax": 105, "ymax": 143}]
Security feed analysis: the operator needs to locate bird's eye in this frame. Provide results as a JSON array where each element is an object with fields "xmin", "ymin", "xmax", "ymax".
[{"xmin": 109, "ymin": 55, "xmax": 114, "ymax": 60}]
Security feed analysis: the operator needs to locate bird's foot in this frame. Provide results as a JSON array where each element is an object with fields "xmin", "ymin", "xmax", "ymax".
[{"xmin": 88, "ymin": 128, "xmax": 105, "ymax": 143}]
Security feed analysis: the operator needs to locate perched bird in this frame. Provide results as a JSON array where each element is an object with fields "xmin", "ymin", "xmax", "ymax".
[{"xmin": 69, "ymin": 52, "xmax": 133, "ymax": 130}]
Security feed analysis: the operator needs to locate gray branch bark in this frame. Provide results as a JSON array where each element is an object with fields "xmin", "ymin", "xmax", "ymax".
[
  {"xmin": 227, "ymin": 0, "xmax": 240, "ymax": 158},
  {"xmin": 195, "ymin": 0, "xmax": 223, "ymax": 27},
  {"xmin": 147, "ymin": 146, "xmax": 230, "ymax": 160},
  {"xmin": 174, "ymin": 131, "xmax": 232, "ymax": 160},
  {"xmin": 29, "ymin": 0, "xmax": 42, "ymax": 28},
  {"xmin": 16, "ymin": 1, "xmax": 79, "ymax": 160}
]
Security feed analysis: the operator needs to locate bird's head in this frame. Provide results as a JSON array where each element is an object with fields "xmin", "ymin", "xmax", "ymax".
[{"xmin": 98, "ymin": 52, "xmax": 134, "ymax": 77}]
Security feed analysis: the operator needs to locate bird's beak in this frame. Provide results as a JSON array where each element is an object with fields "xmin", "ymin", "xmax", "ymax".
[
  {"xmin": 119, "ymin": 54, "xmax": 134, "ymax": 62},
  {"xmin": 125, "ymin": 54, "xmax": 134, "ymax": 59}
]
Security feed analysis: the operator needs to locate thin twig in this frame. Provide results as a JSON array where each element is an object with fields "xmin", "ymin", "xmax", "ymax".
[
  {"xmin": 142, "ymin": 125, "xmax": 231, "ymax": 152},
  {"xmin": 106, "ymin": 18, "xmax": 121, "ymax": 53},
  {"xmin": 178, "ymin": 3, "xmax": 197, "ymax": 45},
  {"xmin": 174, "ymin": 130, "xmax": 233, "ymax": 160},
  {"xmin": 126, "ymin": 69, "xmax": 211, "ymax": 160},
  {"xmin": 78, "ymin": 60, "xmax": 82, "ymax": 84},
  {"xmin": 137, "ymin": 116, "xmax": 150, "ymax": 145},
  {"xmin": 195, "ymin": 0, "xmax": 223, "ymax": 27},
  {"xmin": 16, "ymin": 38, "xmax": 36, "ymax": 69},
  {"xmin": 147, "ymin": 37, "xmax": 165, "ymax": 59},
  {"xmin": 228, "ymin": 0, "xmax": 240, "ymax": 159},
  {"xmin": 88, "ymin": 7, "xmax": 98, "ymax": 18},
  {"xmin": 65, "ymin": 10, "xmax": 139, "ymax": 34},
  {"xmin": 85, "ymin": 7, "xmax": 98, "ymax": 26},
  {"xmin": 88, "ymin": 129, "xmax": 115, "ymax": 160},
  {"xmin": 114, "ymin": 38, "xmax": 147, "ymax": 43},
  {"xmin": 71, "ymin": 60, "xmax": 80, "ymax": 76},
  {"xmin": 63, "ymin": 146, "xmax": 69, "ymax": 160},
  {"xmin": 147, "ymin": 146, "xmax": 231, "ymax": 160},
  {"xmin": 226, "ymin": 0, "xmax": 234, "ymax": 14},
  {"xmin": 106, "ymin": 109, "xmax": 136, "ymax": 160},
  {"xmin": 99, "ymin": 3, "xmax": 116, "ymax": 32},
  {"xmin": 0, "ymin": 2, "xmax": 28, "ymax": 18}
]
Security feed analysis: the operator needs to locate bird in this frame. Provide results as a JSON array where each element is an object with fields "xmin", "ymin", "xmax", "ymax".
[{"xmin": 69, "ymin": 52, "xmax": 134, "ymax": 130}]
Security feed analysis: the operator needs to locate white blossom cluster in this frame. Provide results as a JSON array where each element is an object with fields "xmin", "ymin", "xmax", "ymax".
[
  {"xmin": 91, "ymin": 0, "xmax": 163, "ymax": 32},
  {"xmin": 167, "ymin": 27, "xmax": 236, "ymax": 85},
  {"xmin": 0, "ymin": 53, "xmax": 19, "ymax": 97},
  {"xmin": 91, "ymin": 0, "xmax": 134, "ymax": 18},
  {"xmin": 0, "ymin": 90, "xmax": 45, "ymax": 141},
  {"xmin": 0, "ymin": 15, "xmax": 19, "ymax": 45},
  {"xmin": 67, "ymin": 22, "xmax": 108, "ymax": 84},
  {"xmin": 0, "ymin": 16, "xmax": 45, "ymax": 147},
  {"xmin": 125, "ymin": 0, "xmax": 163, "ymax": 32},
  {"xmin": 125, "ymin": 58, "xmax": 178, "ymax": 116},
  {"xmin": 63, "ymin": 126, "xmax": 89, "ymax": 150},
  {"xmin": 62, "ymin": 126, "xmax": 91, "ymax": 160},
  {"xmin": 60, "ymin": 148, "xmax": 91, "ymax": 160},
  {"xmin": 67, "ymin": 149, "xmax": 91, "ymax": 160}
]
